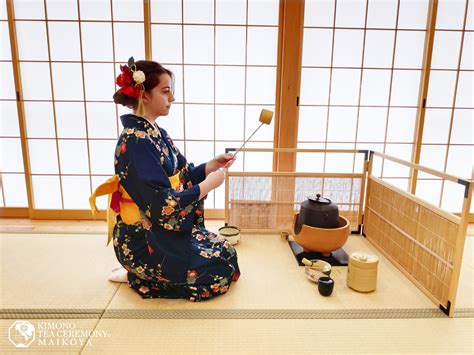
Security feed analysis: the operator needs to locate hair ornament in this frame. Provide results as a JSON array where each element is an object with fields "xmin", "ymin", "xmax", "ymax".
[{"xmin": 115, "ymin": 56, "xmax": 146, "ymax": 116}]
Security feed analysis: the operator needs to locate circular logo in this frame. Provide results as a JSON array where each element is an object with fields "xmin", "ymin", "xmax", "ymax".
[{"xmin": 8, "ymin": 320, "xmax": 35, "ymax": 348}]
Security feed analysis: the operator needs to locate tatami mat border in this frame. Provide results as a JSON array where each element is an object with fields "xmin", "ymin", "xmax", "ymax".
[
  {"xmin": 3, "ymin": 308, "xmax": 474, "ymax": 319},
  {"xmin": 102, "ymin": 308, "xmax": 452, "ymax": 319},
  {"xmin": 452, "ymin": 308, "xmax": 474, "ymax": 318},
  {"xmin": 1, "ymin": 309, "xmax": 103, "ymax": 319}
]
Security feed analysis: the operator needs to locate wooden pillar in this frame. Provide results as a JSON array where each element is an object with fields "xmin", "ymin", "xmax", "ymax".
[
  {"xmin": 273, "ymin": 0, "xmax": 305, "ymax": 172},
  {"xmin": 409, "ymin": 0, "xmax": 437, "ymax": 194},
  {"xmin": 271, "ymin": 0, "xmax": 305, "ymax": 228},
  {"xmin": 144, "ymin": 0, "xmax": 152, "ymax": 60}
]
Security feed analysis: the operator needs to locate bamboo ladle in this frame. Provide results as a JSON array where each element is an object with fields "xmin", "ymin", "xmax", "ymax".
[{"xmin": 231, "ymin": 109, "xmax": 273, "ymax": 158}]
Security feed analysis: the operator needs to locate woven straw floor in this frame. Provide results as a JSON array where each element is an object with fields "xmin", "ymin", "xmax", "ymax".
[{"xmin": 0, "ymin": 224, "xmax": 472, "ymax": 353}]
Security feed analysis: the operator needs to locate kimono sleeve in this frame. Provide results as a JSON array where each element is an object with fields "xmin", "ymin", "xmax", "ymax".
[
  {"xmin": 162, "ymin": 128, "xmax": 207, "ymax": 186},
  {"xmin": 121, "ymin": 136, "xmax": 201, "ymax": 233},
  {"xmin": 178, "ymin": 154, "xmax": 207, "ymax": 186}
]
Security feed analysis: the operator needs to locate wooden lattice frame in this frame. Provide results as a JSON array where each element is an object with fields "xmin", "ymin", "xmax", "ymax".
[
  {"xmin": 224, "ymin": 148, "xmax": 370, "ymax": 234},
  {"xmin": 227, "ymin": 175, "xmax": 363, "ymax": 232},
  {"xmin": 364, "ymin": 151, "xmax": 472, "ymax": 317}
]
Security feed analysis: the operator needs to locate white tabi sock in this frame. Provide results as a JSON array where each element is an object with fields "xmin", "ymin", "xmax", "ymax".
[{"xmin": 108, "ymin": 267, "xmax": 128, "ymax": 283}]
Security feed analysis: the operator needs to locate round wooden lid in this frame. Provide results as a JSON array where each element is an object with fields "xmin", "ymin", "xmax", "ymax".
[{"xmin": 349, "ymin": 252, "xmax": 379, "ymax": 269}]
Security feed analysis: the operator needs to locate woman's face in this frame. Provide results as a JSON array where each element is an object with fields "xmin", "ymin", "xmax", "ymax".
[{"xmin": 143, "ymin": 73, "xmax": 175, "ymax": 118}]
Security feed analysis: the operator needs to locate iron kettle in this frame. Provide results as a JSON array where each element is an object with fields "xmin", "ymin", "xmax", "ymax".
[{"xmin": 294, "ymin": 193, "xmax": 340, "ymax": 234}]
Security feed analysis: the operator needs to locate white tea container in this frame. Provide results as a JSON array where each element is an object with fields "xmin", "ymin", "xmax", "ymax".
[{"xmin": 347, "ymin": 252, "xmax": 379, "ymax": 292}]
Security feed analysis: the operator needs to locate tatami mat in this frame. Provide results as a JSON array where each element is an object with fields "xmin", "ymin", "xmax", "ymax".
[
  {"xmin": 106, "ymin": 234, "xmax": 436, "ymax": 312},
  {"xmin": 1, "ymin": 232, "xmax": 472, "ymax": 318},
  {"xmin": 1, "ymin": 317, "xmax": 472, "ymax": 354},
  {"xmin": 456, "ymin": 248, "xmax": 473, "ymax": 310},
  {"xmin": 1, "ymin": 234, "xmax": 120, "ymax": 310},
  {"xmin": 1, "ymin": 230, "xmax": 473, "ymax": 353},
  {"xmin": 79, "ymin": 318, "xmax": 474, "ymax": 354},
  {"xmin": 462, "ymin": 234, "xmax": 474, "ymax": 269},
  {"xmin": 0, "ymin": 318, "xmax": 99, "ymax": 353}
]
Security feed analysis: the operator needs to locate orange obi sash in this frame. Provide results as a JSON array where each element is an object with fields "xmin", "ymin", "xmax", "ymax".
[{"xmin": 89, "ymin": 171, "xmax": 181, "ymax": 246}]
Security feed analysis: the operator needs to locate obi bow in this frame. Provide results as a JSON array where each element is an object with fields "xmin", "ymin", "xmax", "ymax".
[{"xmin": 89, "ymin": 171, "xmax": 182, "ymax": 246}]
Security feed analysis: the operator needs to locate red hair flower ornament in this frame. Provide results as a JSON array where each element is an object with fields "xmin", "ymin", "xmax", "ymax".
[{"xmin": 115, "ymin": 56, "xmax": 146, "ymax": 116}]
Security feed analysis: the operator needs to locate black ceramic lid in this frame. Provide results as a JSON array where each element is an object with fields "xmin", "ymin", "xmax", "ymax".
[{"xmin": 308, "ymin": 193, "xmax": 331, "ymax": 204}]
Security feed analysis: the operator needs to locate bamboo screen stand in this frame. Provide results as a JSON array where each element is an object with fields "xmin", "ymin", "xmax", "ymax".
[
  {"xmin": 224, "ymin": 149, "xmax": 369, "ymax": 234},
  {"xmin": 364, "ymin": 152, "xmax": 472, "ymax": 318},
  {"xmin": 224, "ymin": 148, "xmax": 472, "ymax": 317}
]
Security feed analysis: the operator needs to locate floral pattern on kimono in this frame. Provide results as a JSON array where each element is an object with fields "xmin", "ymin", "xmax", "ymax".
[{"xmin": 112, "ymin": 114, "xmax": 240, "ymax": 301}]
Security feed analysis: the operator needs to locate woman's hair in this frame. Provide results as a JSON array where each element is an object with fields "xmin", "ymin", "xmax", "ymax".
[{"xmin": 113, "ymin": 60, "xmax": 174, "ymax": 109}]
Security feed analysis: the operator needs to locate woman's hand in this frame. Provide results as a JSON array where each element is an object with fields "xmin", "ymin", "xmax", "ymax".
[
  {"xmin": 206, "ymin": 169, "xmax": 226, "ymax": 189},
  {"xmin": 206, "ymin": 154, "xmax": 236, "ymax": 175},
  {"xmin": 216, "ymin": 153, "xmax": 236, "ymax": 168},
  {"xmin": 198, "ymin": 169, "xmax": 226, "ymax": 199}
]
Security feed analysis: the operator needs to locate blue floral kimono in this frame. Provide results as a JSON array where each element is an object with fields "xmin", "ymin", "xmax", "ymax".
[{"xmin": 112, "ymin": 114, "xmax": 240, "ymax": 301}]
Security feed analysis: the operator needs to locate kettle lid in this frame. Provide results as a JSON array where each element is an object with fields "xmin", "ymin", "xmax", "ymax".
[{"xmin": 308, "ymin": 193, "xmax": 331, "ymax": 204}]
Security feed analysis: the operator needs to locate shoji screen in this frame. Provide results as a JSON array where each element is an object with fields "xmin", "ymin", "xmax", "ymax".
[
  {"xmin": 150, "ymin": 0, "xmax": 279, "ymax": 208},
  {"xmin": 12, "ymin": 0, "xmax": 145, "ymax": 211},
  {"xmin": 1, "ymin": 0, "xmax": 28, "ymax": 208},
  {"xmin": 417, "ymin": 0, "xmax": 473, "ymax": 213},
  {"xmin": 298, "ymin": 0, "xmax": 429, "ymax": 191}
]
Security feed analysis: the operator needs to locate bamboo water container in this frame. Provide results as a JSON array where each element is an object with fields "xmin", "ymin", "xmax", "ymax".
[{"xmin": 347, "ymin": 253, "xmax": 379, "ymax": 292}]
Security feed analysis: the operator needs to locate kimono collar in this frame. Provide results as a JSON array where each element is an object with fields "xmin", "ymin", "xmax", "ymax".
[{"xmin": 120, "ymin": 114, "xmax": 160, "ymax": 136}]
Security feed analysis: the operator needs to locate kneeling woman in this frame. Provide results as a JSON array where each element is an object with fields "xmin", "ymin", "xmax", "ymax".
[{"xmin": 95, "ymin": 58, "xmax": 240, "ymax": 301}]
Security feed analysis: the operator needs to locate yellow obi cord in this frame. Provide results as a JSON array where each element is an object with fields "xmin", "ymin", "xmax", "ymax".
[{"xmin": 89, "ymin": 171, "xmax": 182, "ymax": 246}]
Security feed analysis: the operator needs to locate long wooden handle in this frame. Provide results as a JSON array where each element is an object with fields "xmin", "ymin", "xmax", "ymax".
[{"xmin": 232, "ymin": 122, "xmax": 264, "ymax": 158}]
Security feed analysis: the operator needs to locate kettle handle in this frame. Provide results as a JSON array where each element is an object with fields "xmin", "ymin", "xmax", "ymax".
[{"xmin": 316, "ymin": 193, "xmax": 331, "ymax": 203}]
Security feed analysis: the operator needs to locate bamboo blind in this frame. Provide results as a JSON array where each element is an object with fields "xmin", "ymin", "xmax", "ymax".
[
  {"xmin": 227, "ymin": 175, "xmax": 362, "ymax": 232},
  {"xmin": 364, "ymin": 177, "xmax": 460, "ymax": 311}
]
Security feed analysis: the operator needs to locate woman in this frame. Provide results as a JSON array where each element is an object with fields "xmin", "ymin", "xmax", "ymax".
[{"xmin": 107, "ymin": 58, "xmax": 240, "ymax": 301}]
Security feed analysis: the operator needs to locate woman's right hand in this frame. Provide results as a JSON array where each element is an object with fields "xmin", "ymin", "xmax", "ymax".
[{"xmin": 198, "ymin": 169, "xmax": 226, "ymax": 199}]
